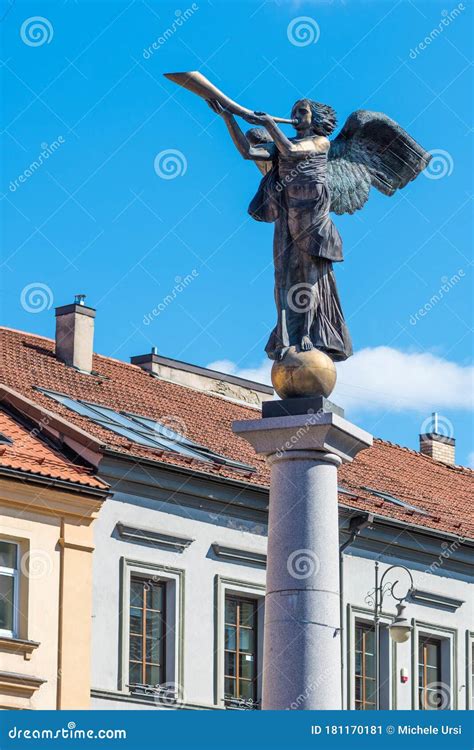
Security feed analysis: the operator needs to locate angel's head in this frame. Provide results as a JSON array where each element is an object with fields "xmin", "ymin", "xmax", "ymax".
[{"xmin": 291, "ymin": 99, "xmax": 337, "ymax": 137}]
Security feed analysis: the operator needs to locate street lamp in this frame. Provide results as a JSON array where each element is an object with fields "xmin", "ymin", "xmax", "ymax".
[
  {"xmin": 365, "ymin": 561, "xmax": 414, "ymax": 709},
  {"xmin": 389, "ymin": 602, "xmax": 411, "ymax": 644}
]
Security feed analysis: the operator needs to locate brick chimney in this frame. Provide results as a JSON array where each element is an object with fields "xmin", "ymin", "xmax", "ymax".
[
  {"xmin": 55, "ymin": 295, "xmax": 96, "ymax": 373},
  {"xmin": 419, "ymin": 412, "xmax": 455, "ymax": 466}
]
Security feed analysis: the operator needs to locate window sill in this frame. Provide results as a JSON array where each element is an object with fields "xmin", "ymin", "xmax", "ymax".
[{"xmin": 0, "ymin": 636, "xmax": 40, "ymax": 660}]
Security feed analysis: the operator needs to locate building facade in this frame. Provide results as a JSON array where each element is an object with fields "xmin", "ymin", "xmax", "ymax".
[
  {"xmin": 0, "ymin": 406, "xmax": 108, "ymax": 709},
  {"xmin": 0, "ymin": 304, "xmax": 472, "ymax": 711}
]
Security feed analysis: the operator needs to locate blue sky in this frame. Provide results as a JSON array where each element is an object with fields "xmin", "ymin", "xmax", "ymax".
[{"xmin": 0, "ymin": 0, "xmax": 472, "ymax": 464}]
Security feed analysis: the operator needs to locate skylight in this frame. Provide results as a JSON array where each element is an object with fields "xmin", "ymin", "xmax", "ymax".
[
  {"xmin": 362, "ymin": 486, "xmax": 431, "ymax": 516},
  {"xmin": 38, "ymin": 389, "xmax": 255, "ymax": 473}
]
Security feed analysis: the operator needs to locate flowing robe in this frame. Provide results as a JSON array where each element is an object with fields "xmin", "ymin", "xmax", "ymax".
[{"xmin": 250, "ymin": 151, "xmax": 352, "ymax": 362}]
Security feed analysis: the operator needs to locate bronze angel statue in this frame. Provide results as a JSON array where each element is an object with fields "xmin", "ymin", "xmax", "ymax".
[{"xmin": 165, "ymin": 72, "xmax": 431, "ymax": 365}]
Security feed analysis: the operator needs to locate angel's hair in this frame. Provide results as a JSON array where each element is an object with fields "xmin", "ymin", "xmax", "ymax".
[{"xmin": 291, "ymin": 99, "xmax": 337, "ymax": 137}]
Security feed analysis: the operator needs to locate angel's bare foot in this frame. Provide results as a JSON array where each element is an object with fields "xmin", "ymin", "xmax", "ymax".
[
  {"xmin": 276, "ymin": 347, "xmax": 290, "ymax": 361},
  {"xmin": 301, "ymin": 336, "xmax": 313, "ymax": 351}
]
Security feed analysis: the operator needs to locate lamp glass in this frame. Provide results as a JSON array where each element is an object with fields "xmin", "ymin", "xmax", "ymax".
[{"xmin": 389, "ymin": 623, "xmax": 411, "ymax": 643}]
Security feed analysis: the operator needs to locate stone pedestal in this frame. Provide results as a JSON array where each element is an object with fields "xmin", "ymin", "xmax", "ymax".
[{"xmin": 233, "ymin": 411, "xmax": 372, "ymax": 710}]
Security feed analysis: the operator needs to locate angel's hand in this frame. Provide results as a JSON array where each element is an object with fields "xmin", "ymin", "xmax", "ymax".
[
  {"xmin": 244, "ymin": 111, "xmax": 274, "ymax": 126},
  {"xmin": 207, "ymin": 99, "xmax": 228, "ymax": 117}
]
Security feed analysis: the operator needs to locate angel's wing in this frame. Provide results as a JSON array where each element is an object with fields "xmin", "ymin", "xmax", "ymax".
[
  {"xmin": 246, "ymin": 127, "xmax": 274, "ymax": 175},
  {"xmin": 327, "ymin": 110, "xmax": 432, "ymax": 215}
]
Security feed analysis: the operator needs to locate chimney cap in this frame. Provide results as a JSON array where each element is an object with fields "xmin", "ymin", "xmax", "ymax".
[{"xmin": 55, "ymin": 299, "xmax": 96, "ymax": 318}]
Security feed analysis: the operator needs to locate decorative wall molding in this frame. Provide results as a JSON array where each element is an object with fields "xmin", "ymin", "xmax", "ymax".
[
  {"xmin": 211, "ymin": 543, "xmax": 266, "ymax": 568},
  {"xmin": 409, "ymin": 589, "xmax": 464, "ymax": 612},
  {"xmin": 116, "ymin": 522, "xmax": 194, "ymax": 552},
  {"xmin": 0, "ymin": 670, "xmax": 46, "ymax": 698},
  {"xmin": 0, "ymin": 637, "xmax": 40, "ymax": 661}
]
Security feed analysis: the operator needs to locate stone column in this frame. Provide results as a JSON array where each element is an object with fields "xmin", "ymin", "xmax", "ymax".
[{"xmin": 233, "ymin": 411, "xmax": 372, "ymax": 710}]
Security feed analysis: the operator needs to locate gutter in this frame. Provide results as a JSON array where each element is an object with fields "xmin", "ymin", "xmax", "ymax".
[
  {"xmin": 102, "ymin": 447, "xmax": 269, "ymax": 494},
  {"xmin": 0, "ymin": 466, "xmax": 110, "ymax": 498},
  {"xmin": 338, "ymin": 502, "xmax": 473, "ymax": 544},
  {"xmin": 102, "ymin": 451, "xmax": 474, "ymax": 543}
]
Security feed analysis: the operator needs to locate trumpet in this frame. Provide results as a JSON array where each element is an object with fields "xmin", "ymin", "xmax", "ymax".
[{"xmin": 164, "ymin": 71, "xmax": 297, "ymax": 125}]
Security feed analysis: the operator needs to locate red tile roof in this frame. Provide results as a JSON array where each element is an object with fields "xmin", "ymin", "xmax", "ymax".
[
  {"xmin": 0, "ymin": 326, "xmax": 472, "ymax": 536},
  {"xmin": 0, "ymin": 407, "xmax": 108, "ymax": 491}
]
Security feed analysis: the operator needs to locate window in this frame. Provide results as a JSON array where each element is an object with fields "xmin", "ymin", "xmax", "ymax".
[
  {"xmin": 128, "ymin": 577, "xmax": 166, "ymax": 687},
  {"xmin": 39, "ymin": 389, "xmax": 254, "ymax": 472},
  {"xmin": 0, "ymin": 541, "xmax": 18, "ymax": 637},
  {"xmin": 354, "ymin": 622, "xmax": 377, "ymax": 710},
  {"xmin": 361, "ymin": 487, "xmax": 431, "ymax": 516},
  {"xmin": 224, "ymin": 595, "xmax": 258, "ymax": 704},
  {"xmin": 418, "ymin": 637, "xmax": 442, "ymax": 709}
]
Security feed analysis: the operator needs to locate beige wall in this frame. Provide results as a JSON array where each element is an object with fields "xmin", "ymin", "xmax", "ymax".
[{"xmin": 0, "ymin": 478, "xmax": 105, "ymax": 710}]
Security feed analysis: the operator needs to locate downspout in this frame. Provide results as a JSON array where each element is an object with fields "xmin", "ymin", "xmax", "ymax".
[{"xmin": 339, "ymin": 513, "xmax": 374, "ymax": 707}]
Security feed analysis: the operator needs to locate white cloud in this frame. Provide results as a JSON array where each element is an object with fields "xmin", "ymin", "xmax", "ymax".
[
  {"xmin": 207, "ymin": 347, "xmax": 474, "ymax": 413},
  {"xmin": 467, "ymin": 452, "xmax": 474, "ymax": 469}
]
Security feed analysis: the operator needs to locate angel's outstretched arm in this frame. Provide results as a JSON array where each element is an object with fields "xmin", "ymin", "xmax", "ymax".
[
  {"xmin": 254, "ymin": 115, "xmax": 296, "ymax": 156},
  {"xmin": 208, "ymin": 100, "xmax": 272, "ymax": 161}
]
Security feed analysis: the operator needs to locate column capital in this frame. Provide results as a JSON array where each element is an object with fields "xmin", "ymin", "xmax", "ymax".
[{"xmin": 233, "ymin": 410, "xmax": 373, "ymax": 464}]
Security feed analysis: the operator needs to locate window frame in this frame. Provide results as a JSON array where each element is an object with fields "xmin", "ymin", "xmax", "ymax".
[
  {"xmin": 411, "ymin": 620, "xmax": 457, "ymax": 710},
  {"xmin": 119, "ymin": 558, "xmax": 185, "ymax": 700},
  {"xmin": 354, "ymin": 620, "xmax": 377, "ymax": 710},
  {"xmin": 0, "ymin": 540, "xmax": 19, "ymax": 638},
  {"xmin": 346, "ymin": 605, "xmax": 396, "ymax": 710},
  {"xmin": 128, "ymin": 576, "xmax": 167, "ymax": 689},
  {"xmin": 224, "ymin": 594, "xmax": 259, "ymax": 704},
  {"xmin": 215, "ymin": 575, "xmax": 265, "ymax": 709},
  {"xmin": 418, "ymin": 635, "xmax": 442, "ymax": 710}
]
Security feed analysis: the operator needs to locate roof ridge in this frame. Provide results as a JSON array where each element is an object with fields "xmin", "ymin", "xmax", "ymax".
[
  {"xmin": 0, "ymin": 325, "xmax": 54, "ymax": 342},
  {"xmin": 373, "ymin": 436, "xmax": 473, "ymax": 473}
]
